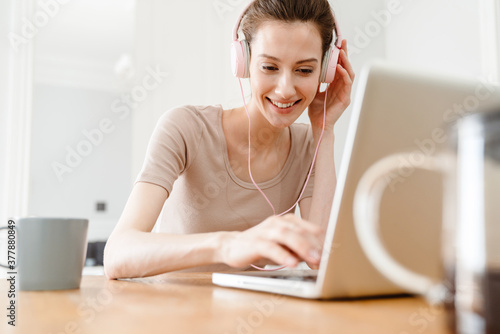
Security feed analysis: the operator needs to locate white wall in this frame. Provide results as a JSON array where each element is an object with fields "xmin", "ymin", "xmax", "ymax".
[
  {"xmin": 29, "ymin": 84, "xmax": 132, "ymax": 241},
  {"xmin": 0, "ymin": 0, "xmax": 12, "ymax": 224},
  {"xmin": 0, "ymin": 0, "xmax": 12, "ymax": 277},
  {"xmin": 26, "ymin": 0, "xmax": 135, "ymax": 241},
  {"xmin": 385, "ymin": 0, "xmax": 484, "ymax": 80}
]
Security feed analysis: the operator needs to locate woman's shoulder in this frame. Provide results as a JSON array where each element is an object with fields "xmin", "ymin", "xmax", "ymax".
[
  {"xmin": 158, "ymin": 104, "xmax": 222, "ymax": 124},
  {"xmin": 290, "ymin": 122, "xmax": 313, "ymax": 142},
  {"xmin": 153, "ymin": 104, "xmax": 223, "ymax": 138},
  {"xmin": 290, "ymin": 122, "xmax": 314, "ymax": 158}
]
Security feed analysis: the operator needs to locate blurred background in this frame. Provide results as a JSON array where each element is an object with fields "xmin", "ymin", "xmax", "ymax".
[{"xmin": 0, "ymin": 0, "xmax": 499, "ymax": 271}]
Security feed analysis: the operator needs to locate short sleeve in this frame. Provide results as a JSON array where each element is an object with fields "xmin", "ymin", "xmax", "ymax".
[{"xmin": 135, "ymin": 106, "xmax": 204, "ymax": 195}]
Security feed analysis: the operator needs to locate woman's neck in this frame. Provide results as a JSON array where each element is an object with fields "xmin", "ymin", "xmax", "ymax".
[
  {"xmin": 222, "ymin": 102, "xmax": 292, "ymax": 183},
  {"xmin": 230, "ymin": 103, "xmax": 289, "ymax": 155}
]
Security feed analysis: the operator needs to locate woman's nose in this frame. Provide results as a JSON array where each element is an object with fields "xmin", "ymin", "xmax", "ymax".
[{"xmin": 274, "ymin": 72, "xmax": 296, "ymax": 99}]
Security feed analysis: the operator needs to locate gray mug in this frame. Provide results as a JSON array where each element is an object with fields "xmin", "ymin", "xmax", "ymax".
[{"xmin": 1, "ymin": 217, "xmax": 89, "ymax": 291}]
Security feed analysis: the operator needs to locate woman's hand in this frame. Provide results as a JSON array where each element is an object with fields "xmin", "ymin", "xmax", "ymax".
[
  {"xmin": 308, "ymin": 39, "xmax": 355, "ymax": 135},
  {"xmin": 219, "ymin": 214, "xmax": 324, "ymax": 269}
]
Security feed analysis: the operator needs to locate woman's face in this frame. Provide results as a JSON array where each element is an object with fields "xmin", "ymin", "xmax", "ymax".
[{"xmin": 249, "ymin": 20, "xmax": 323, "ymax": 129}]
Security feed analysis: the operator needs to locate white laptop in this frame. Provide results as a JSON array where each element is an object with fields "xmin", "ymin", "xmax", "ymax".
[{"xmin": 212, "ymin": 61, "xmax": 500, "ymax": 299}]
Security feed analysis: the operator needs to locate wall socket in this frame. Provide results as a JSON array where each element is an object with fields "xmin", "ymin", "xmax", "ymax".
[{"xmin": 96, "ymin": 201, "xmax": 107, "ymax": 212}]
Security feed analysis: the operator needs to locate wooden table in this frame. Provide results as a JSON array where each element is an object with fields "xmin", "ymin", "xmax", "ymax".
[{"xmin": 1, "ymin": 273, "xmax": 450, "ymax": 334}]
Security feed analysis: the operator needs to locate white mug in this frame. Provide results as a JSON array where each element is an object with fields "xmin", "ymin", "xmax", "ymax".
[{"xmin": 353, "ymin": 110, "xmax": 500, "ymax": 334}]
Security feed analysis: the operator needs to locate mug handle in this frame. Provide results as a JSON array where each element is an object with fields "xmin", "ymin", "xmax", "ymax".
[
  {"xmin": 0, "ymin": 225, "xmax": 18, "ymax": 269},
  {"xmin": 353, "ymin": 152, "xmax": 452, "ymax": 304}
]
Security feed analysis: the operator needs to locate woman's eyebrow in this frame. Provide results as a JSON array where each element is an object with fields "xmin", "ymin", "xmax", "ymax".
[{"xmin": 258, "ymin": 54, "xmax": 318, "ymax": 64}]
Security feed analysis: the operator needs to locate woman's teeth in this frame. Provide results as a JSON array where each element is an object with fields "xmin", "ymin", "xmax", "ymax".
[{"xmin": 270, "ymin": 99, "xmax": 296, "ymax": 109}]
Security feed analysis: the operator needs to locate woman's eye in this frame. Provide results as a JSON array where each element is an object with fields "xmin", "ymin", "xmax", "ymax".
[
  {"xmin": 262, "ymin": 65, "xmax": 278, "ymax": 71},
  {"xmin": 298, "ymin": 68, "xmax": 313, "ymax": 74}
]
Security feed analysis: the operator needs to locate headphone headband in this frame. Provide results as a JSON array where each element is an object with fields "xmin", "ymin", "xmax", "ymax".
[
  {"xmin": 232, "ymin": 1, "xmax": 253, "ymax": 42},
  {"xmin": 232, "ymin": 1, "xmax": 342, "ymax": 51}
]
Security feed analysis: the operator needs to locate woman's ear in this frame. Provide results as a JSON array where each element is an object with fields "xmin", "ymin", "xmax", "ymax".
[{"xmin": 316, "ymin": 82, "xmax": 322, "ymax": 93}]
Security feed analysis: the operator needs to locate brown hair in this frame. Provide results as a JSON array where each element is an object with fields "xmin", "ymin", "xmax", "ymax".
[{"xmin": 240, "ymin": 0, "xmax": 337, "ymax": 60}]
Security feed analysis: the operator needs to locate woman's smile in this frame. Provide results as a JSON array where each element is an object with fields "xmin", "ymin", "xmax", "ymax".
[{"xmin": 266, "ymin": 97, "xmax": 302, "ymax": 114}]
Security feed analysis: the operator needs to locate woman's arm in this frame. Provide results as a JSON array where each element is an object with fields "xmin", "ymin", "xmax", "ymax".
[
  {"xmin": 298, "ymin": 132, "xmax": 335, "ymax": 270},
  {"xmin": 299, "ymin": 131, "xmax": 336, "ymax": 229},
  {"xmin": 104, "ymin": 182, "xmax": 323, "ymax": 279},
  {"xmin": 104, "ymin": 182, "xmax": 225, "ymax": 279}
]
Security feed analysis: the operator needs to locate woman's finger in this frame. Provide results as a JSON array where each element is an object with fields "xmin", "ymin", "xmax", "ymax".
[
  {"xmin": 339, "ymin": 49, "xmax": 355, "ymax": 81},
  {"xmin": 341, "ymin": 39, "xmax": 348, "ymax": 53},
  {"xmin": 263, "ymin": 223, "xmax": 322, "ymax": 265},
  {"xmin": 280, "ymin": 214, "xmax": 322, "ymax": 236},
  {"xmin": 337, "ymin": 64, "xmax": 353, "ymax": 95},
  {"xmin": 257, "ymin": 240, "xmax": 299, "ymax": 267},
  {"xmin": 306, "ymin": 260, "xmax": 320, "ymax": 270}
]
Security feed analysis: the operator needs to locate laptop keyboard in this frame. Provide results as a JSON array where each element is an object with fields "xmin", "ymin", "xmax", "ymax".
[{"xmin": 268, "ymin": 275, "xmax": 318, "ymax": 282}]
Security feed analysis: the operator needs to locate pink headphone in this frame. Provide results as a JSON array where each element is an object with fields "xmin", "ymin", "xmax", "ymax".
[{"xmin": 230, "ymin": 1, "xmax": 343, "ymax": 83}]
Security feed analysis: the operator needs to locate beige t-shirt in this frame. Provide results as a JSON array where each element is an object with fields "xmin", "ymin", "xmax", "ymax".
[{"xmin": 136, "ymin": 104, "xmax": 315, "ymax": 234}]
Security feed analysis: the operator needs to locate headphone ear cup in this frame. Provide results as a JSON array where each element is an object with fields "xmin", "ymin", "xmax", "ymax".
[
  {"xmin": 320, "ymin": 47, "xmax": 340, "ymax": 83},
  {"xmin": 231, "ymin": 40, "xmax": 250, "ymax": 78},
  {"xmin": 231, "ymin": 41, "xmax": 245, "ymax": 78}
]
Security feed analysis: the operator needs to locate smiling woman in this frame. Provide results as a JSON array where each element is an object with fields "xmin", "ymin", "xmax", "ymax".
[{"xmin": 103, "ymin": 0, "xmax": 355, "ymax": 279}]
